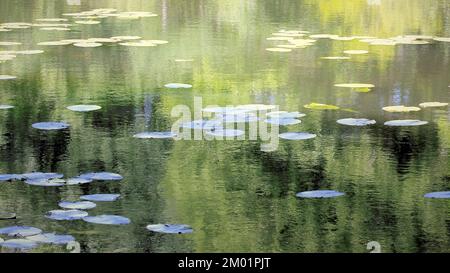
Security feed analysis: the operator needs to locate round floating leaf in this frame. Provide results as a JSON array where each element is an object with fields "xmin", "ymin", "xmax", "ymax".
[
  {"xmin": 0, "ymin": 42, "xmax": 22, "ymax": 46},
  {"xmin": 265, "ymin": 118, "xmax": 301, "ymax": 126},
  {"xmin": 83, "ymin": 215, "xmax": 130, "ymax": 225},
  {"xmin": 205, "ymin": 129, "xmax": 245, "ymax": 137},
  {"xmin": 164, "ymin": 83, "xmax": 192, "ymax": 89},
  {"xmin": 0, "ymin": 174, "xmax": 22, "ymax": 181},
  {"xmin": 304, "ymin": 103, "xmax": 340, "ymax": 110},
  {"xmin": 279, "ymin": 132, "xmax": 317, "ymax": 140},
  {"xmin": 46, "ymin": 210, "xmax": 88, "ymax": 221},
  {"xmin": 80, "ymin": 194, "xmax": 120, "ymax": 202},
  {"xmin": 175, "ymin": 59, "xmax": 193, "ymax": 62},
  {"xmin": 65, "ymin": 177, "xmax": 93, "ymax": 185},
  {"xmin": 144, "ymin": 40, "xmax": 168, "ymax": 45},
  {"xmin": 40, "ymin": 27, "xmax": 70, "ymax": 31},
  {"xmin": 266, "ymin": 111, "xmax": 306, "ymax": 119},
  {"xmin": 0, "ymin": 75, "xmax": 16, "ymax": 80},
  {"xmin": 424, "ymin": 192, "xmax": 450, "ymax": 199},
  {"xmin": 266, "ymin": 48, "xmax": 292, "ymax": 52},
  {"xmin": 382, "ymin": 105, "xmax": 421, "ymax": 113},
  {"xmin": 181, "ymin": 120, "xmax": 222, "ymax": 130},
  {"xmin": 146, "ymin": 224, "xmax": 193, "ymax": 234},
  {"xmin": 67, "ymin": 105, "xmax": 101, "ymax": 112},
  {"xmin": 0, "ymin": 226, "xmax": 42, "ymax": 237},
  {"xmin": 334, "ymin": 83, "xmax": 374, "ymax": 92},
  {"xmin": 26, "ymin": 233, "xmax": 75, "ymax": 245},
  {"xmin": 32, "ymin": 122, "xmax": 70, "ymax": 130},
  {"xmin": 215, "ymin": 113, "xmax": 259, "ymax": 123},
  {"xmin": 384, "ymin": 120, "xmax": 428, "ymax": 126},
  {"xmin": 0, "ymin": 212, "xmax": 16, "ymax": 220},
  {"xmin": 22, "ymin": 172, "xmax": 63, "ymax": 180},
  {"xmin": 433, "ymin": 37, "xmax": 450, "ymax": 42},
  {"xmin": 119, "ymin": 41, "xmax": 156, "ymax": 47},
  {"xmin": 59, "ymin": 201, "xmax": 96, "ymax": 210},
  {"xmin": 337, "ymin": 118, "xmax": 376, "ymax": 126},
  {"xmin": 15, "ymin": 50, "xmax": 44, "ymax": 55},
  {"xmin": 0, "ymin": 105, "xmax": 14, "ymax": 110},
  {"xmin": 78, "ymin": 172, "xmax": 123, "ymax": 181},
  {"xmin": 419, "ymin": 102, "xmax": 448, "ymax": 108},
  {"xmin": 75, "ymin": 20, "xmax": 101, "ymax": 25},
  {"xmin": 343, "ymin": 50, "xmax": 368, "ymax": 55},
  {"xmin": 73, "ymin": 42, "xmax": 102, "ymax": 48},
  {"xmin": 35, "ymin": 18, "xmax": 68, "ymax": 22},
  {"xmin": 296, "ymin": 190, "xmax": 345, "ymax": 198},
  {"xmin": 133, "ymin": 132, "xmax": 177, "ymax": 139},
  {"xmin": 25, "ymin": 178, "xmax": 66, "ymax": 187},
  {"xmin": 0, "ymin": 239, "xmax": 38, "ymax": 249}
]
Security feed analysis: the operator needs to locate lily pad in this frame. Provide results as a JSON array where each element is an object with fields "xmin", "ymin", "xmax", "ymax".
[
  {"xmin": 0, "ymin": 174, "xmax": 22, "ymax": 181},
  {"xmin": 181, "ymin": 120, "xmax": 222, "ymax": 130},
  {"xmin": 433, "ymin": 37, "xmax": 450, "ymax": 42},
  {"xmin": 75, "ymin": 20, "xmax": 101, "ymax": 25},
  {"xmin": 419, "ymin": 102, "xmax": 448, "ymax": 108},
  {"xmin": 304, "ymin": 103, "xmax": 340, "ymax": 110},
  {"xmin": 0, "ymin": 75, "xmax": 16, "ymax": 80},
  {"xmin": 266, "ymin": 111, "xmax": 306, "ymax": 119},
  {"xmin": 279, "ymin": 132, "xmax": 317, "ymax": 140},
  {"xmin": 22, "ymin": 172, "xmax": 63, "ymax": 180},
  {"xmin": 337, "ymin": 118, "xmax": 376, "ymax": 126},
  {"xmin": 46, "ymin": 210, "xmax": 88, "ymax": 221},
  {"xmin": 133, "ymin": 132, "xmax": 177, "ymax": 139},
  {"xmin": 343, "ymin": 50, "xmax": 368, "ymax": 55},
  {"xmin": 25, "ymin": 178, "xmax": 66, "ymax": 187},
  {"xmin": 0, "ymin": 239, "xmax": 38, "ymax": 249},
  {"xmin": 264, "ymin": 118, "xmax": 301, "ymax": 126},
  {"xmin": 65, "ymin": 177, "xmax": 93, "ymax": 185},
  {"xmin": 0, "ymin": 42, "xmax": 22, "ymax": 46},
  {"xmin": 164, "ymin": 83, "xmax": 192, "ymax": 89},
  {"xmin": 296, "ymin": 190, "xmax": 345, "ymax": 198},
  {"xmin": 0, "ymin": 105, "xmax": 14, "ymax": 110},
  {"xmin": 59, "ymin": 201, "xmax": 96, "ymax": 210},
  {"xmin": 382, "ymin": 105, "xmax": 421, "ymax": 112},
  {"xmin": 384, "ymin": 120, "xmax": 428, "ymax": 126},
  {"xmin": 78, "ymin": 172, "xmax": 123, "ymax": 181},
  {"xmin": 26, "ymin": 233, "xmax": 75, "ymax": 245},
  {"xmin": 0, "ymin": 213, "xmax": 16, "ymax": 220},
  {"xmin": 424, "ymin": 192, "xmax": 450, "ymax": 199},
  {"xmin": 0, "ymin": 226, "xmax": 42, "ymax": 237},
  {"xmin": 83, "ymin": 215, "xmax": 130, "ymax": 225},
  {"xmin": 119, "ymin": 41, "xmax": 156, "ymax": 47},
  {"xmin": 146, "ymin": 224, "xmax": 193, "ymax": 234},
  {"xmin": 334, "ymin": 83, "xmax": 374, "ymax": 92},
  {"xmin": 67, "ymin": 105, "xmax": 101, "ymax": 112},
  {"xmin": 80, "ymin": 194, "xmax": 120, "ymax": 202},
  {"xmin": 266, "ymin": 48, "xmax": 292, "ymax": 52},
  {"xmin": 15, "ymin": 50, "xmax": 44, "ymax": 55},
  {"xmin": 32, "ymin": 122, "xmax": 70, "ymax": 130},
  {"xmin": 205, "ymin": 129, "xmax": 245, "ymax": 137}
]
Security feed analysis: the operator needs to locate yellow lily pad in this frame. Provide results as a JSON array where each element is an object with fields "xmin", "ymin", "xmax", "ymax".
[
  {"xmin": 304, "ymin": 103, "xmax": 340, "ymax": 110},
  {"xmin": 382, "ymin": 105, "xmax": 421, "ymax": 112}
]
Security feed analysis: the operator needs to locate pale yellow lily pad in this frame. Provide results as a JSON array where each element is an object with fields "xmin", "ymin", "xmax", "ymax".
[
  {"xmin": 418, "ymin": 102, "xmax": 448, "ymax": 108},
  {"xmin": 266, "ymin": 48, "xmax": 292, "ymax": 52},
  {"xmin": 334, "ymin": 83, "xmax": 374, "ymax": 92},
  {"xmin": 321, "ymin": 56, "xmax": 350, "ymax": 60},
  {"xmin": 382, "ymin": 105, "xmax": 421, "ymax": 112},
  {"xmin": 304, "ymin": 103, "xmax": 340, "ymax": 110},
  {"xmin": 73, "ymin": 42, "xmax": 102, "ymax": 48},
  {"xmin": 344, "ymin": 50, "xmax": 369, "ymax": 55}
]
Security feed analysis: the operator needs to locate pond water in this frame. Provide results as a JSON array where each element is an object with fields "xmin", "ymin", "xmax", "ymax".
[{"xmin": 0, "ymin": 0, "xmax": 449, "ymax": 253}]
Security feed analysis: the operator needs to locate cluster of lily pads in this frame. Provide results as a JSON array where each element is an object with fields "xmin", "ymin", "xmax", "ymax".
[
  {"xmin": 265, "ymin": 29, "xmax": 450, "ymax": 57},
  {"xmin": 0, "ymin": 8, "xmax": 166, "ymax": 80},
  {"xmin": 0, "ymin": 171, "xmax": 193, "ymax": 251}
]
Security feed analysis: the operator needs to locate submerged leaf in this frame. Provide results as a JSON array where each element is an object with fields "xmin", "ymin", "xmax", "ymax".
[
  {"xmin": 146, "ymin": 224, "xmax": 193, "ymax": 234},
  {"xmin": 296, "ymin": 190, "xmax": 345, "ymax": 198},
  {"xmin": 83, "ymin": 215, "xmax": 130, "ymax": 225}
]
